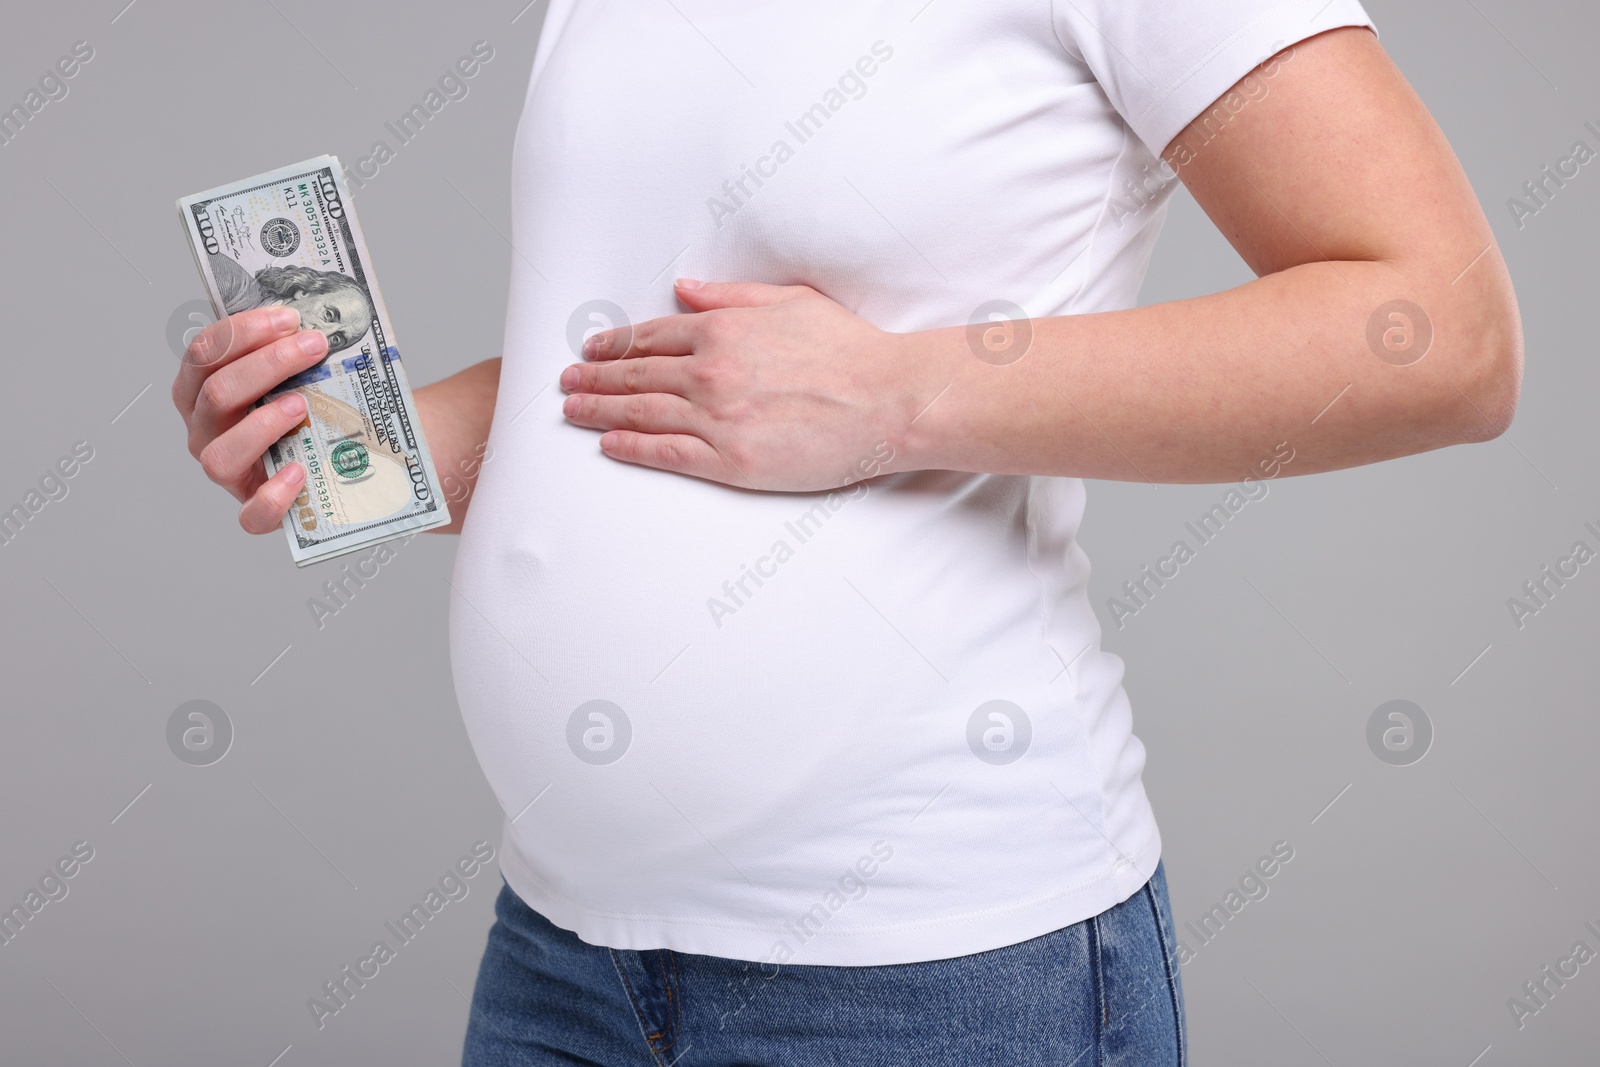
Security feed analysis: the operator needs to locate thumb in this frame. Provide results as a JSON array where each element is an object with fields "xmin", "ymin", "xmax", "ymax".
[{"xmin": 674, "ymin": 278, "xmax": 809, "ymax": 311}]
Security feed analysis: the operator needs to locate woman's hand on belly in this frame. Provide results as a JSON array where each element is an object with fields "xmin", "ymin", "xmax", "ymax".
[{"xmin": 557, "ymin": 280, "xmax": 931, "ymax": 492}]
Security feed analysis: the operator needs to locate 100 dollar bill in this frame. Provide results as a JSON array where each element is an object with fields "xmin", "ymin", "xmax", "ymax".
[{"xmin": 177, "ymin": 155, "xmax": 450, "ymax": 565}]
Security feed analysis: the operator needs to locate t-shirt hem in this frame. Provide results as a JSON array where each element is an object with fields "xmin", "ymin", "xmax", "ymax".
[{"xmin": 496, "ymin": 824, "xmax": 1163, "ymax": 967}]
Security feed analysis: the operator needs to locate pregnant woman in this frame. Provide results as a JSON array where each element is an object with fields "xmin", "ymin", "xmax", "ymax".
[{"xmin": 171, "ymin": 1, "xmax": 1521, "ymax": 1063}]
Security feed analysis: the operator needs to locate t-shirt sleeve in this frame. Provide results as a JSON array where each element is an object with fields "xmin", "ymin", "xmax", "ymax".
[{"xmin": 1051, "ymin": 0, "xmax": 1377, "ymax": 160}]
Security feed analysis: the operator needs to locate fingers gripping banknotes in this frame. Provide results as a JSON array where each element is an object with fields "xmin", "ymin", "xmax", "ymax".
[{"xmin": 177, "ymin": 155, "xmax": 450, "ymax": 566}]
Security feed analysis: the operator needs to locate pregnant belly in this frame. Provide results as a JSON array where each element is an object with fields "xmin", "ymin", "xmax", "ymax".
[{"xmin": 444, "ymin": 440, "xmax": 1122, "ymax": 911}]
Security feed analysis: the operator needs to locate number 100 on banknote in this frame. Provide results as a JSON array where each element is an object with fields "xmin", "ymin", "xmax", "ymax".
[{"xmin": 176, "ymin": 155, "xmax": 450, "ymax": 565}]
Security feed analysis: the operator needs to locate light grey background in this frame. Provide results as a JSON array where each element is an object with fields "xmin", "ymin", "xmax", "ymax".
[{"xmin": 0, "ymin": 1, "xmax": 1593, "ymax": 1063}]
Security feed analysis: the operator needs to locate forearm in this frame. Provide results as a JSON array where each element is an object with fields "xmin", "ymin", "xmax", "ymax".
[
  {"xmin": 898, "ymin": 255, "xmax": 1522, "ymax": 484},
  {"xmin": 416, "ymin": 358, "xmax": 501, "ymax": 533}
]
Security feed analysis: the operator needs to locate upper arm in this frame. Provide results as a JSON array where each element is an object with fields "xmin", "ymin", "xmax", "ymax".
[
  {"xmin": 1162, "ymin": 27, "xmax": 1490, "ymax": 280},
  {"xmin": 1159, "ymin": 26, "xmax": 1522, "ymax": 428}
]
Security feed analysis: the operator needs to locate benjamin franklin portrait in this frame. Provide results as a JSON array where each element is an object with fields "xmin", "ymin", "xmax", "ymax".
[{"xmin": 208, "ymin": 252, "xmax": 373, "ymax": 354}]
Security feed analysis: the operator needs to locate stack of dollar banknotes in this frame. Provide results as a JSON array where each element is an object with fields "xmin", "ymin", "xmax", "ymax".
[{"xmin": 177, "ymin": 156, "xmax": 450, "ymax": 566}]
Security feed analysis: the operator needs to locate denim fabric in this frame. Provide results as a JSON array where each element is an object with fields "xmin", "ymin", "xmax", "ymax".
[{"xmin": 462, "ymin": 861, "xmax": 1185, "ymax": 1066}]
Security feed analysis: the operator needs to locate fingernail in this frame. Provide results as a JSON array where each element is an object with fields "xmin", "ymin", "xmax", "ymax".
[
  {"xmin": 600, "ymin": 432, "xmax": 618, "ymax": 450},
  {"xmin": 272, "ymin": 307, "xmax": 300, "ymax": 330},
  {"xmin": 277, "ymin": 391, "xmax": 307, "ymax": 417},
  {"xmin": 675, "ymin": 277, "xmax": 703, "ymax": 290},
  {"xmin": 560, "ymin": 366, "xmax": 580, "ymax": 390},
  {"xmin": 583, "ymin": 333, "xmax": 602, "ymax": 359},
  {"xmin": 297, "ymin": 331, "xmax": 327, "ymax": 356},
  {"xmin": 284, "ymin": 462, "xmax": 305, "ymax": 485},
  {"xmin": 562, "ymin": 395, "xmax": 580, "ymax": 416}
]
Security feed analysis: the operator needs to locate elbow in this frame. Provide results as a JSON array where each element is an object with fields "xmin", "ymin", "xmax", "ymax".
[
  {"xmin": 1443, "ymin": 288, "xmax": 1524, "ymax": 444},
  {"xmin": 1463, "ymin": 316, "xmax": 1523, "ymax": 443}
]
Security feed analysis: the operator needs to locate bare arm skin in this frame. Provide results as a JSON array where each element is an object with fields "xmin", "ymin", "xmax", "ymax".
[
  {"xmin": 559, "ymin": 28, "xmax": 1523, "ymax": 489},
  {"xmin": 898, "ymin": 26, "xmax": 1521, "ymax": 481},
  {"xmin": 414, "ymin": 358, "xmax": 500, "ymax": 534}
]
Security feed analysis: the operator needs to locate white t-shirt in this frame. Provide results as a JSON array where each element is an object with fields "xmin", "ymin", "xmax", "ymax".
[{"xmin": 451, "ymin": 0, "xmax": 1375, "ymax": 966}]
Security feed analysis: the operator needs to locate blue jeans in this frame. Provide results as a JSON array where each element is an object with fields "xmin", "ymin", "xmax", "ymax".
[{"xmin": 462, "ymin": 861, "xmax": 1186, "ymax": 1066}]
